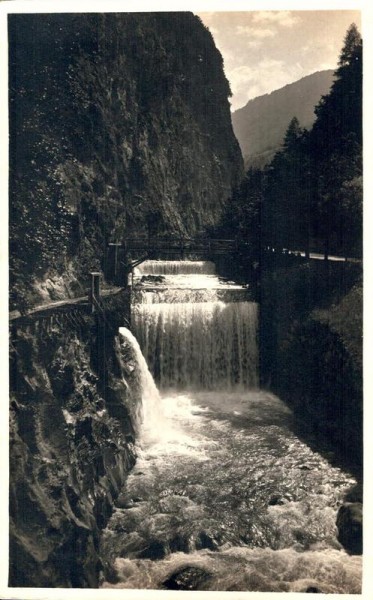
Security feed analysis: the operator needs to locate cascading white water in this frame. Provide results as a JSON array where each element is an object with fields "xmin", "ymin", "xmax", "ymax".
[
  {"xmin": 118, "ymin": 327, "xmax": 165, "ymax": 443},
  {"xmin": 103, "ymin": 260, "xmax": 361, "ymax": 593},
  {"xmin": 133, "ymin": 288, "xmax": 221, "ymax": 305},
  {"xmin": 137, "ymin": 260, "xmax": 216, "ymax": 275},
  {"xmin": 133, "ymin": 301, "xmax": 258, "ymax": 389},
  {"xmin": 133, "ymin": 259, "xmax": 258, "ymax": 390}
]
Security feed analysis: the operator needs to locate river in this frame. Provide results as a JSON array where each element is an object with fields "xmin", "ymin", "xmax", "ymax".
[{"xmin": 101, "ymin": 260, "xmax": 361, "ymax": 593}]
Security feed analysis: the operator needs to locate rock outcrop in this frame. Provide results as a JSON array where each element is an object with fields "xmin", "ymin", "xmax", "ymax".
[
  {"xmin": 8, "ymin": 11, "xmax": 244, "ymax": 586},
  {"xmin": 9, "ymin": 294, "xmax": 141, "ymax": 587},
  {"xmin": 9, "ymin": 12, "xmax": 243, "ymax": 311}
]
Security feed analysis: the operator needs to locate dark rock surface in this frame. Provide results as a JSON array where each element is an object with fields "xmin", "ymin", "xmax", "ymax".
[
  {"xmin": 162, "ymin": 566, "xmax": 212, "ymax": 590},
  {"xmin": 9, "ymin": 12, "xmax": 243, "ymax": 311},
  {"xmin": 9, "ymin": 300, "xmax": 139, "ymax": 587},
  {"xmin": 260, "ymin": 262, "xmax": 362, "ymax": 471},
  {"xmin": 336, "ymin": 502, "xmax": 363, "ymax": 555},
  {"xmin": 139, "ymin": 275, "xmax": 166, "ymax": 284}
]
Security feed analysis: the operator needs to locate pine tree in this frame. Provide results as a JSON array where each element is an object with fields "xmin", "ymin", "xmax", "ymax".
[
  {"xmin": 283, "ymin": 116, "xmax": 302, "ymax": 150},
  {"xmin": 263, "ymin": 117, "xmax": 310, "ymax": 253},
  {"xmin": 338, "ymin": 23, "xmax": 362, "ymax": 68},
  {"xmin": 310, "ymin": 23, "xmax": 362, "ymax": 257}
]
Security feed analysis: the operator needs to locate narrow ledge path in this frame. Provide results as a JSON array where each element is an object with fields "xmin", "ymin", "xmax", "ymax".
[{"xmin": 9, "ymin": 286, "xmax": 124, "ymax": 322}]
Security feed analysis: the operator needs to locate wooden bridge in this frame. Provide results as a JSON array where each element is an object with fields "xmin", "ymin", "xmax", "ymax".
[
  {"xmin": 10, "ymin": 240, "xmax": 360, "ymax": 333},
  {"xmin": 107, "ymin": 237, "xmax": 361, "ymax": 285},
  {"xmin": 122, "ymin": 238, "xmax": 239, "ymax": 256},
  {"xmin": 107, "ymin": 238, "xmax": 241, "ymax": 283}
]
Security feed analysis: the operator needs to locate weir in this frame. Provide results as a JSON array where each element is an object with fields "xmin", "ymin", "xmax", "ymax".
[
  {"xmin": 132, "ymin": 260, "xmax": 258, "ymax": 390},
  {"xmin": 137, "ymin": 260, "xmax": 216, "ymax": 275},
  {"xmin": 133, "ymin": 302, "xmax": 258, "ymax": 390}
]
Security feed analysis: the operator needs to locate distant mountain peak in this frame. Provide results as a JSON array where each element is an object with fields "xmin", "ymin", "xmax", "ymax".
[{"xmin": 232, "ymin": 69, "xmax": 335, "ymax": 169}]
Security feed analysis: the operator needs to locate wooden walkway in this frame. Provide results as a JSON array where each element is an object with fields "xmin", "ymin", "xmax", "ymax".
[
  {"xmin": 9, "ymin": 287, "xmax": 123, "ymax": 323},
  {"xmin": 120, "ymin": 239, "xmax": 361, "ymax": 262}
]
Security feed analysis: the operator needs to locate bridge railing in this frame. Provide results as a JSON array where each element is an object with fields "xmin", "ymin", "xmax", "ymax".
[{"xmin": 125, "ymin": 238, "xmax": 238, "ymax": 254}]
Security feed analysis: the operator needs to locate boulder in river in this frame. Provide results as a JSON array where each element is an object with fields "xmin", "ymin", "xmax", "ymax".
[
  {"xmin": 336, "ymin": 502, "xmax": 362, "ymax": 554},
  {"xmin": 162, "ymin": 565, "xmax": 212, "ymax": 590},
  {"xmin": 140, "ymin": 275, "xmax": 166, "ymax": 284}
]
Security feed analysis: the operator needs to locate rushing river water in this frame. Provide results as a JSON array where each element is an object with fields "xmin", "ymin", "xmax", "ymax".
[{"xmin": 101, "ymin": 260, "xmax": 362, "ymax": 593}]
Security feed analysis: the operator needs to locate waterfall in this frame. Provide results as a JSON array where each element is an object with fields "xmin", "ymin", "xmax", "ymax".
[
  {"xmin": 133, "ymin": 301, "xmax": 258, "ymax": 390},
  {"xmin": 136, "ymin": 260, "xmax": 216, "ymax": 275},
  {"xmin": 118, "ymin": 327, "xmax": 164, "ymax": 442},
  {"xmin": 126, "ymin": 258, "xmax": 258, "ymax": 430},
  {"xmin": 133, "ymin": 288, "xmax": 224, "ymax": 305}
]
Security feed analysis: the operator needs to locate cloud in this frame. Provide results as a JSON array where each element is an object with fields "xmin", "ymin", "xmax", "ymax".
[
  {"xmin": 236, "ymin": 25, "xmax": 275, "ymax": 39},
  {"xmin": 228, "ymin": 59, "xmax": 305, "ymax": 110},
  {"xmin": 246, "ymin": 40, "xmax": 262, "ymax": 49},
  {"xmin": 319, "ymin": 62, "xmax": 337, "ymax": 72},
  {"xmin": 196, "ymin": 9, "xmax": 360, "ymax": 112},
  {"xmin": 252, "ymin": 11, "xmax": 300, "ymax": 28}
]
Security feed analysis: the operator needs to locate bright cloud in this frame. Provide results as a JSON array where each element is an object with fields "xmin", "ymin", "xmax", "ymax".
[
  {"xmin": 252, "ymin": 11, "xmax": 300, "ymax": 28},
  {"xmin": 229, "ymin": 59, "xmax": 305, "ymax": 110},
  {"xmin": 236, "ymin": 25, "xmax": 275, "ymax": 39},
  {"xmin": 197, "ymin": 10, "xmax": 361, "ymax": 111}
]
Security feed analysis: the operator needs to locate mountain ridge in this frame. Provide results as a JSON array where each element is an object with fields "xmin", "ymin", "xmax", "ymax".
[{"xmin": 232, "ymin": 69, "xmax": 335, "ymax": 169}]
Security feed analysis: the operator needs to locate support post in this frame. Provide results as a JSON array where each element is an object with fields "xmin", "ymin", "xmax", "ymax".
[
  {"xmin": 114, "ymin": 242, "xmax": 118, "ymax": 277},
  {"xmin": 108, "ymin": 242, "xmax": 122, "ymax": 284},
  {"xmin": 90, "ymin": 272, "xmax": 101, "ymax": 313}
]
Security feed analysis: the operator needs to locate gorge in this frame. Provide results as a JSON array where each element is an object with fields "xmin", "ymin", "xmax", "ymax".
[
  {"xmin": 100, "ymin": 260, "xmax": 361, "ymax": 593},
  {"xmin": 9, "ymin": 257, "xmax": 362, "ymax": 591},
  {"xmin": 8, "ymin": 10, "xmax": 363, "ymax": 594}
]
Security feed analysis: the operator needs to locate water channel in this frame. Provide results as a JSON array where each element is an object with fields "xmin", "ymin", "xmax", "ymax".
[{"xmin": 101, "ymin": 260, "xmax": 361, "ymax": 593}]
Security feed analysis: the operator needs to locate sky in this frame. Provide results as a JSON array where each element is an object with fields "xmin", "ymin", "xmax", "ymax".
[{"xmin": 197, "ymin": 10, "xmax": 361, "ymax": 111}]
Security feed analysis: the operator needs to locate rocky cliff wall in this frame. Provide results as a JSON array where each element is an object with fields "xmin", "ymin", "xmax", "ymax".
[
  {"xmin": 9, "ymin": 12, "xmax": 243, "ymax": 311},
  {"xmin": 9, "ymin": 293, "xmax": 142, "ymax": 587},
  {"xmin": 259, "ymin": 261, "xmax": 362, "ymax": 473}
]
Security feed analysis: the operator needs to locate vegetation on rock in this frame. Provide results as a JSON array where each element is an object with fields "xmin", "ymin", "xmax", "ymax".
[{"xmin": 9, "ymin": 294, "xmax": 138, "ymax": 586}]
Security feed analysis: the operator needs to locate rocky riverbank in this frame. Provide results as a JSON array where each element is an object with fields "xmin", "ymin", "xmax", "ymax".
[{"xmin": 9, "ymin": 293, "xmax": 140, "ymax": 587}]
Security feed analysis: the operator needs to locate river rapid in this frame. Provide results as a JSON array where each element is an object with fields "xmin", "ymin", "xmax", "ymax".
[{"xmin": 101, "ymin": 260, "xmax": 362, "ymax": 593}]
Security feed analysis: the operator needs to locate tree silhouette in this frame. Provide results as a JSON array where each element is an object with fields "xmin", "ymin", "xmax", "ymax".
[{"xmin": 310, "ymin": 23, "xmax": 362, "ymax": 256}]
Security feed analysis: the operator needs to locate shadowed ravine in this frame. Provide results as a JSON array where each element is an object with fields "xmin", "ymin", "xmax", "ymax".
[{"xmin": 101, "ymin": 260, "xmax": 361, "ymax": 593}]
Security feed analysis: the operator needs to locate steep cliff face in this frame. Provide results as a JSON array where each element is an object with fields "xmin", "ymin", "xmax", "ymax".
[
  {"xmin": 9, "ymin": 12, "xmax": 243, "ymax": 311},
  {"xmin": 8, "ymin": 12, "xmax": 243, "ymax": 586},
  {"xmin": 9, "ymin": 294, "xmax": 144, "ymax": 587}
]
